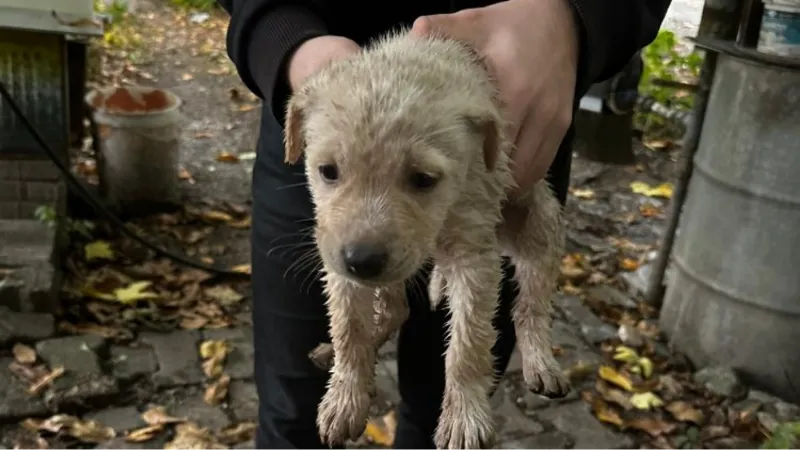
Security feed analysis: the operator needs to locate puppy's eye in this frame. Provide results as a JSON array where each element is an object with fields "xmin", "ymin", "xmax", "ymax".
[
  {"xmin": 318, "ymin": 164, "xmax": 339, "ymax": 183},
  {"xmin": 409, "ymin": 172, "xmax": 439, "ymax": 191}
]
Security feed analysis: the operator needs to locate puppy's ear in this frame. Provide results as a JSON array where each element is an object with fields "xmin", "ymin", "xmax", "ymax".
[
  {"xmin": 284, "ymin": 91, "xmax": 310, "ymax": 165},
  {"xmin": 464, "ymin": 114, "xmax": 502, "ymax": 172}
]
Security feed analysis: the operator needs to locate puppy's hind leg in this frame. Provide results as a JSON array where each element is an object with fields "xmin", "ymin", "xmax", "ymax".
[{"xmin": 502, "ymin": 184, "xmax": 570, "ymax": 398}]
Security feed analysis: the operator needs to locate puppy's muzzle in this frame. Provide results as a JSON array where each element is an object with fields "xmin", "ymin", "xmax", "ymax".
[{"xmin": 341, "ymin": 242, "xmax": 389, "ymax": 280}]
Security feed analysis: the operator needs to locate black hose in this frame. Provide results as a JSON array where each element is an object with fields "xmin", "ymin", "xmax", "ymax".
[{"xmin": 0, "ymin": 81, "xmax": 249, "ymax": 278}]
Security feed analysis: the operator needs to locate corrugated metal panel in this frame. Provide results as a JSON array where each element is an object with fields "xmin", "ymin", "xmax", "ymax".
[{"xmin": 0, "ymin": 28, "xmax": 68, "ymax": 157}]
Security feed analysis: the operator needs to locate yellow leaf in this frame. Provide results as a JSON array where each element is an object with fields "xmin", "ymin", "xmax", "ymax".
[
  {"xmin": 126, "ymin": 424, "xmax": 165, "ymax": 442},
  {"xmin": 84, "ymin": 241, "xmax": 114, "ymax": 261},
  {"xmin": 630, "ymin": 392, "xmax": 664, "ymax": 410},
  {"xmin": 571, "ymin": 188, "xmax": 596, "ymax": 199},
  {"xmin": 230, "ymin": 264, "xmax": 251, "ymax": 275},
  {"xmin": 638, "ymin": 357, "xmax": 654, "ymax": 379},
  {"xmin": 364, "ymin": 420, "xmax": 393, "ymax": 447},
  {"xmin": 630, "ymin": 181, "xmax": 674, "ymax": 199},
  {"xmin": 113, "ymin": 281, "xmax": 159, "ymax": 304},
  {"xmin": 203, "ymin": 374, "xmax": 230, "ymax": 405},
  {"xmin": 12, "ymin": 343, "xmax": 37, "ymax": 364},
  {"xmin": 619, "ymin": 257, "xmax": 641, "ymax": 271},
  {"xmin": 141, "ymin": 406, "xmax": 185, "ymax": 426},
  {"xmin": 613, "ymin": 346, "xmax": 639, "ymax": 364},
  {"xmin": 216, "ymin": 151, "xmax": 240, "ymax": 163},
  {"xmin": 598, "ymin": 365, "xmax": 635, "ymax": 392}
]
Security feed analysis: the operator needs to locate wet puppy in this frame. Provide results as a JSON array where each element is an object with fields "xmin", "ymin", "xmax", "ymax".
[{"xmin": 284, "ymin": 31, "xmax": 569, "ymax": 449}]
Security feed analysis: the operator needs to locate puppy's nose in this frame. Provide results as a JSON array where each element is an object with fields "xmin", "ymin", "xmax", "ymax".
[{"xmin": 341, "ymin": 243, "xmax": 389, "ymax": 279}]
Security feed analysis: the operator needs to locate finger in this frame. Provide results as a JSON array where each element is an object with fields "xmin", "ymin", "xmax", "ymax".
[
  {"xmin": 410, "ymin": 14, "xmax": 456, "ymax": 38},
  {"xmin": 510, "ymin": 112, "xmax": 563, "ymax": 195}
]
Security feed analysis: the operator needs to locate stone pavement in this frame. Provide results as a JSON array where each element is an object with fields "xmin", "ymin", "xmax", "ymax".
[{"xmin": 0, "ymin": 288, "xmax": 639, "ymax": 449}]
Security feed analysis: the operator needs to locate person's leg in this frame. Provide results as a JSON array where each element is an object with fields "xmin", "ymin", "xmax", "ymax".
[
  {"xmin": 251, "ymin": 118, "xmax": 333, "ymax": 449},
  {"xmin": 391, "ymin": 138, "xmax": 573, "ymax": 449}
]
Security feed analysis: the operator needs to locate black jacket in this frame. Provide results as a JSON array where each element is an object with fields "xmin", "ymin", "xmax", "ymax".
[{"xmin": 217, "ymin": 0, "xmax": 671, "ymax": 125}]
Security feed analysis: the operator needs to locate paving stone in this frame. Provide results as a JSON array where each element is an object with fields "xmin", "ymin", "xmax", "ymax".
[
  {"xmin": 84, "ymin": 406, "xmax": 145, "ymax": 432},
  {"xmin": 110, "ymin": 345, "xmax": 158, "ymax": 382},
  {"xmin": 586, "ymin": 285, "xmax": 638, "ymax": 309},
  {"xmin": 0, "ymin": 357, "xmax": 51, "ymax": 420},
  {"xmin": 140, "ymin": 330, "xmax": 203, "ymax": 388},
  {"xmin": 44, "ymin": 373, "xmax": 119, "ymax": 407},
  {"xmin": 233, "ymin": 439, "xmax": 256, "ymax": 449},
  {"xmin": 0, "ymin": 278, "xmax": 23, "ymax": 311},
  {"xmin": 202, "ymin": 327, "xmax": 254, "ymax": 380},
  {"xmin": 494, "ymin": 390, "xmax": 544, "ymax": 440},
  {"xmin": 375, "ymin": 359, "xmax": 401, "ymax": 408},
  {"xmin": 101, "ymin": 434, "xmax": 168, "ymax": 449},
  {"xmin": 228, "ymin": 380, "xmax": 258, "ymax": 422},
  {"xmin": 36, "ymin": 335, "xmax": 106, "ymax": 374},
  {"xmin": 536, "ymin": 402, "xmax": 633, "ymax": 449},
  {"xmin": 498, "ymin": 431, "xmax": 575, "ymax": 449},
  {"xmin": 171, "ymin": 395, "xmax": 231, "ymax": 431},
  {"xmin": 513, "ymin": 388, "xmax": 580, "ymax": 414},
  {"xmin": 693, "ymin": 366, "xmax": 747, "ymax": 400},
  {"xmin": 554, "ymin": 296, "xmax": 617, "ymax": 344},
  {"xmin": 0, "ymin": 306, "xmax": 55, "ymax": 346}
]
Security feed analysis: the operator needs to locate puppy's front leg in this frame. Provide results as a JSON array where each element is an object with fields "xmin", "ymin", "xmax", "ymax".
[
  {"xmin": 317, "ymin": 272, "xmax": 375, "ymax": 445},
  {"xmin": 434, "ymin": 248, "xmax": 501, "ymax": 449}
]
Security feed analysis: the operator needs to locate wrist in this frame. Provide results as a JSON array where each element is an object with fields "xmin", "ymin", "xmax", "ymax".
[{"xmin": 287, "ymin": 36, "xmax": 360, "ymax": 91}]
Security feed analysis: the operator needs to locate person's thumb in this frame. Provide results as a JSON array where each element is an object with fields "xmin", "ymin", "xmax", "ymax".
[{"xmin": 410, "ymin": 14, "xmax": 461, "ymax": 39}]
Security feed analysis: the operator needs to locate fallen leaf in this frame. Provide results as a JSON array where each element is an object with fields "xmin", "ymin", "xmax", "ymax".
[
  {"xmin": 595, "ymin": 380, "xmax": 633, "ymax": 410},
  {"xmin": 113, "ymin": 281, "xmax": 159, "ymax": 304},
  {"xmin": 84, "ymin": 241, "xmax": 115, "ymax": 261},
  {"xmin": 630, "ymin": 181, "xmax": 674, "ymax": 199},
  {"xmin": 238, "ymin": 152, "xmax": 257, "ymax": 161},
  {"xmin": 165, "ymin": 422, "xmax": 226, "ymax": 449},
  {"xmin": 204, "ymin": 285, "xmax": 244, "ymax": 306},
  {"xmin": 619, "ymin": 257, "xmax": 641, "ymax": 271},
  {"xmin": 181, "ymin": 73, "xmax": 194, "ymax": 81},
  {"xmin": 200, "ymin": 210, "xmax": 234, "ymax": 223},
  {"xmin": 126, "ymin": 424, "xmax": 165, "ymax": 442},
  {"xmin": 666, "ymin": 401, "xmax": 705, "ymax": 424},
  {"xmin": 237, "ymin": 103, "xmax": 257, "ymax": 112},
  {"xmin": 200, "ymin": 340, "xmax": 229, "ymax": 378},
  {"xmin": 32, "ymin": 415, "xmax": 115, "ymax": 443},
  {"xmin": 217, "ymin": 422, "xmax": 257, "ymax": 446},
  {"xmin": 640, "ymin": 203, "xmax": 661, "ymax": 218},
  {"xmin": 589, "ymin": 395, "xmax": 625, "ymax": 428},
  {"xmin": 230, "ymin": 264, "xmax": 251, "ymax": 275},
  {"xmin": 141, "ymin": 406, "xmax": 185, "ymax": 426},
  {"xmin": 204, "ymin": 374, "xmax": 231, "ymax": 405},
  {"xmin": 598, "ymin": 366, "xmax": 635, "ymax": 392},
  {"xmin": 364, "ymin": 419, "xmax": 394, "ymax": 446},
  {"xmin": 571, "ymin": 188, "xmax": 596, "ymax": 199},
  {"xmin": 179, "ymin": 167, "xmax": 196, "ymax": 184},
  {"xmin": 638, "ymin": 357, "xmax": 654, "ymax": 379},
  {"xmin": 565, "ymin": 361, "xmax": 596, "ymax": 385},
  {"xmin": 613, "ymin": 346, "xmax": 640, "ymax": 364},
  {"xmin": 29, "ymin": 365, "xmax": 65, "ymax": 395},
  {"xmin": 216, "ymin": 151, "xmax": 239, "ymax": 163},
  {"xmin": 631, "ymin": 392, "xmax": 665, "ymax": 410},
  {"xmin": 625, "ymin": 416, "xmax": 678, "ymax": 437},
  {"xmin": 12, "ymin": 343, "xmax": 37, "ymax": 364},
  {"xmin": 644, "ymin": 139, "xmax": 672, "ymax": 151}
]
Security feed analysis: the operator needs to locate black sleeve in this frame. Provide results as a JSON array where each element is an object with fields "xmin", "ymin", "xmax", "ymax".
[
  {"xmin": 567, "ymin": 0, "xmax": 671, "ymax": 95},
  {"xmin": 217, "ymin": 0, "xmax": 328, "ymax": 122}
]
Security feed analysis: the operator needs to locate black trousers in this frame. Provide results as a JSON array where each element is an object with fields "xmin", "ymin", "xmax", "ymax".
[{"xmin": 251, "ymin": 114, "xmax": 572, "ymax": 449}]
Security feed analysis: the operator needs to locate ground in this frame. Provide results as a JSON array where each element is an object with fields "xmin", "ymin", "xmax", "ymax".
[{"xmin": 1, "ymin": 0, "xmax": 799, "ymax": 449}]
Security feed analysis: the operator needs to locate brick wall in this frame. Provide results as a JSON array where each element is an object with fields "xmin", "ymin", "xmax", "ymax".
[{"xmin": 0, "ymin": 158, "xmax": 65, "ymax": 219}]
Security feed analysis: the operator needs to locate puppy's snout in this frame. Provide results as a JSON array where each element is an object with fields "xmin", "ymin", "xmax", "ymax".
[{"xmin": 341, "ymin": 242, "xmax": 389, "ymax": 280}]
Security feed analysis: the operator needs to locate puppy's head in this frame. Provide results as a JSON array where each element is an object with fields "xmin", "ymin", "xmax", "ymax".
[{"xmin": 285, "ymin": 55, "xmax": 502, "ymax": 286}]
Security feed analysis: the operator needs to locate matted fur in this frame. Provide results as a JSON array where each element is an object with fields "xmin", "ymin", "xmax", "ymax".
[{"xmin": 285, "ymin": 31, "xmax": 569, "ymax": 449}]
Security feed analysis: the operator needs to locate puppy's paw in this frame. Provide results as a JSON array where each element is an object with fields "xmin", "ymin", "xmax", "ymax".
[
  {"xmin": 434, "ymin": 390, "xmax": 494, "ymax": 449},
  {"xmin": 309, "ymin": 343, "xmax": 335, "ymax": 371},
  {"xmin": 317, "ymin": 377, "xmax": 370, "ymax": 446},
  {"xmin": 523, "ymin": 355, "xmax": 571, "ymax": 398}
]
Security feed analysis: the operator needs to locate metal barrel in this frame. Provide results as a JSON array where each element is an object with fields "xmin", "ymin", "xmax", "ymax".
[{"xmin": 659, "ymin": 53, "xmax": 800, "ymax": 402}]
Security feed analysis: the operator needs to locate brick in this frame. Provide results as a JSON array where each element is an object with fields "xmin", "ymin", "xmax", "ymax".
[
  {"xmin": 0, "ymin": 202, "xmax": 19, "ymax": 219},
  {"xmin": 140, "ymin": 330, "xmax": 204, "ymax": 388},
  {"xmin": 0, "ymin": 181, "xmax": 23, "ymax": 201},
  {"xmin": 36, "ymin": 335, "xmax": 106, "ymax": 375},
  {"xmin": 110, "ymin": 345, "xmax": 159, "ymax": 382},
  {"xmin": 18, "ymin": 201, "xmax": 44, "ymax": 219},
  {"xmin": 0, "ymin": 161, "xmax": 20, "ymax": 180},
  {"xmin": 0, "ymin": 306, "xmax": 56, "ymax": 346},
  {"xmin": 24, "ymin": 181, "xmax": 62, "ymax": 203},
  {"xmin": 19, "ymin": 160, "xmax": 61, "ymax": 181}
]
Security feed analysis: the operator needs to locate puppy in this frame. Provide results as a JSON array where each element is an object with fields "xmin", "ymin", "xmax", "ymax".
[{"xmin": 284, "ymin": 31, "xmax": 569, "ymax": 449}]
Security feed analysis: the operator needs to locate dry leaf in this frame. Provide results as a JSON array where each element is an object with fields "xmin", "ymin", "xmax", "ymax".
[
  {"xmin": 114, "ymin": 281, "xmax": 159, "ymax": 304},
  {"xmin": 640, "ymin": 203, "xmax": 661, "ymax": 217},
  {"xmin": 638, "ymin": 357, "xmax": 654, "ymax": 379},
  {"xmin": 613, "ymin": 346, "xmax": 639, "ymax": 364},
  {"xmin": 666, "ymin": 401, "xmax": 705, "ymax": 424},
  {"xmin": 179, "ymin": 166, "xmax": 196, "ymax": 184},
  {"xmin": 29, "ymin": 365, "xmax": 65, "ymax": 395},
  {"xmin": 626, "ymin": 416, "xmax": 678, "ymax": 437},
  {"xmin": 630, "ymin": 181, "xmax": 674, "ymax": 199},
  {"xmin": 589, "ymin": 395, "xmax": 625, "ymax": 428},
  {"xmin": 181, "ymin": 73, "xmax": 194, "ymax": 81},
  {"xmin": 204, "ymin": 374, "xmax": 231, "ymax": 405},
  {"xmin": 217, "ymin": 422, "xmax": 257, "ymax": 446},
  {"xmin": 631, "ymin": 392, "xmax": 665, "ymax": 410},
  {"xmin": 364, "ymin": 419, "xmax": 394, "ymax": 446},
  {"xmin": 230, "ymin": 264, "xmax": 251, "ymax": 275},
  {"xmin": 32, "ymin": 415, "xmax": 115, "ymax": 443},
  {"xmin": 200, "ymin": 340, "xmax": 229, "ymax": 378},
  {"xmin": 596, "ymin": 380, "xmax": 633, "ymax": 410},
  {"xmin": 565, "ymin": 361, "xmax": 596, "ymax": 385},
  {"xmin": 216, "ymin": 151, "xmax": 240, "ymax": 163},
  {"xmin": 201, "ymin": 210, "xmax": 234, "ymax": 223},
  {"xmin": 644, "ymin": 139, "xmax": 671, "ymax": 151},
  {"xmin": 13, "ymin": 343, "xmax": 37, "ymax": 364},
  {"xmin": 126, "ymin": 424, "xmax": 165, "ymax": 442},
  {"xmin": 598, "ymin": 366, "xmax": 635, "ymax": 392},
  {"xmin": 204, "ymin": 285, "xmax": 244, "ymax": 305},
  {"xmin": 571, "ymin": 188, "xmax": 596, "ymax": 199},
  {"xmin": 237, "ymin": 103, "xmax": 257, "ymax": 112},
  {"xmin": 619, "ymin": 257, "xmax": 641, "ymax": 271},
  {"xmin": 84, "ymin": 241, "xmax": 115, "ymax": 261},
  {"xmin": 141, "ymin": 406, "xmax": 185, "ymax": 426},
  {"xmin": 165, "ymin": 422, "xmax": 227, "ymax": 449}
]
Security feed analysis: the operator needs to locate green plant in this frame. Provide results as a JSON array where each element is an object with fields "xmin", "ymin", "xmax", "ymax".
[
  {"xmin": 169, "ymin": 0, "xmax": 219, "ymax": 10},
  {"xmin": 35, "ymin": 205, "xmax": 95, "ymax": 239},
  {"xmin": 761, "ymin": 421, "xmax": 800, "ymax": 449},
  {"xmin": 93, "ymin": 0, "xmax": 127, "ymax": 25},
  {"xmin": 636, "ymin": 30, "xmax": 705, "ymax": 138}
]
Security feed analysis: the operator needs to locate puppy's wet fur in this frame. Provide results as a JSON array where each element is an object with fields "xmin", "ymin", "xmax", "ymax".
[{"xmin": 285, "ymin": 31, "xmax": 568, "ymax": 449}]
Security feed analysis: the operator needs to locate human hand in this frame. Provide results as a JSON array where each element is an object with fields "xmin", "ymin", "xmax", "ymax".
[
  {"xmin": 287, "ymin": 36, "xmax": 360, "ymax": 91},
  {"xmin": 410, "ymin": 0, "xmax": 580, "ymax": 197}
]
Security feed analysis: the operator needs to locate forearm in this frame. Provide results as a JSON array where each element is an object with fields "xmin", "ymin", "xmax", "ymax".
[
  {"xmin": 567, "ymin": 0, "xmax": 671, "ymax": 95},
  {"xmin": 218, "ymin": 0, "xmax": 328, "ymax": 121}
]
